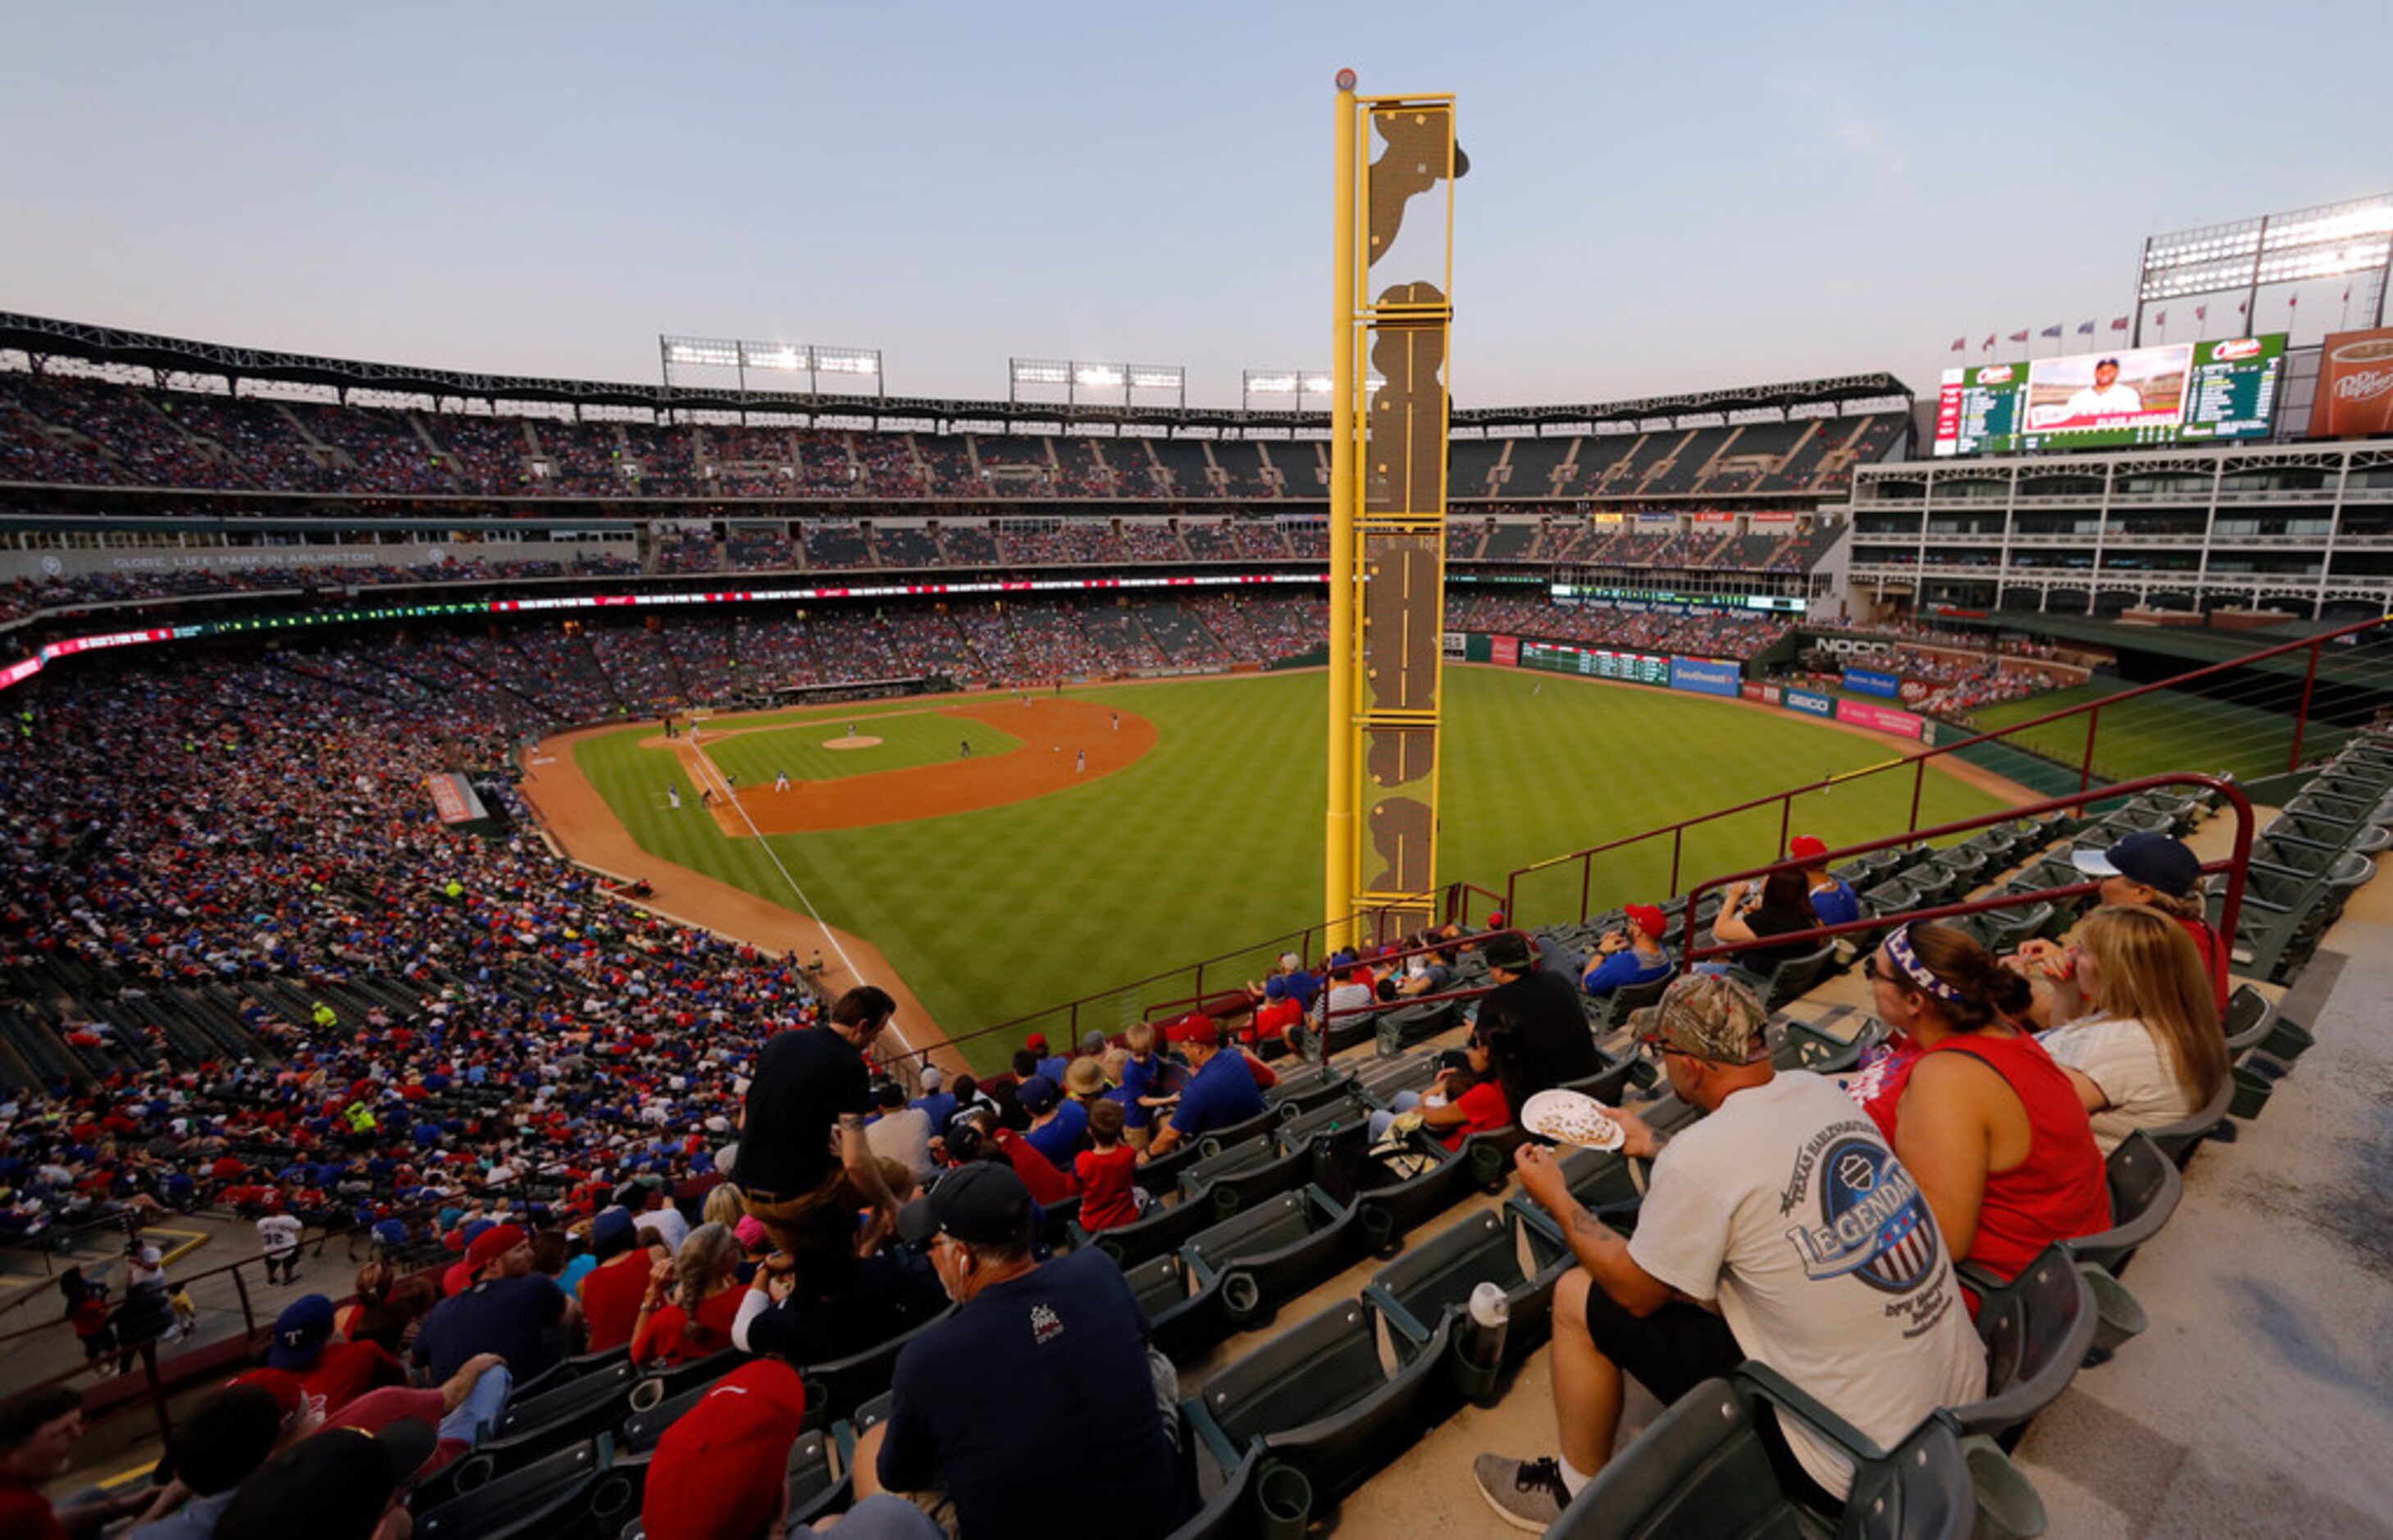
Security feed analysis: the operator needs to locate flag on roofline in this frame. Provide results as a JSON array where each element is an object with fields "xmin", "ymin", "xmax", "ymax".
[
  {"xmin": 1983, "ymin": 334, "xmax": 1997, "ymax": 351},
  {"xmin": 2040, "ymin": 324, "xmax": 2063, "ymax": 339},
  {"xmin": 2236, "ymin": 301, "xmax": 2247, "ymax": 314},
  {"xmin": 2109, "ymin": 316, "xmax": 2129, "ymax": 330},
  {"xmin": 2076, "ymin": 320, "xmax": 2095, "ymax": 335},
  {"xmin": 2195, "ymin": 305, "xmax": 2208, "ymax": 321},
  {"xmin": 2288, "ymin": 294, "xmax": 2299, "ymax": 308},
  {"xmin": 2154, "ymin": 309, "xmax": 2167, "ymax": 326},
  {"xmin": 1949, "ymin": 337, "xmax": 1966, "ymax": 352},
  {"xmin": 2008, "ymin": 330, "xmax": 2029, "ymax": 343}
]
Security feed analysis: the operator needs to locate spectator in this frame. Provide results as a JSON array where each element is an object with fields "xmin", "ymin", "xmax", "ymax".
[
  {"xmin": 1476, "ymin": 974, "xmax": 1985, "ymax": 1528},
  {"xmin": 350, "ymin": 1277, "xmax": 435, "ymax": 1360},
  {"xmin": 2066, "ymin": 832, "xmax": 2228, "ymax": 1017},
  {"xmin": 1708, "ymin": 868, "xmax": 1821, "ymax": 972},
  {"xmin": 1, "ymin": 1386, "xmax": 155, "ymax": 1538},
  {"xmin": 1016, "ymin": 1077, "xmax": 1084, "ymax": 1174},
  {"xmin": 851, "ymin": 1164, "xmax": 1180, "ymax": 1537},
  {"xmin": 1073, "ymin": 1099, "xmax": 1144, "ymax": 1232},
  {"xmin": 739, "ymin": 986, "xmax": 904, "ymax": 1263},
  {"xmin": 411, "ymin": 1223, "xmax": 576, "ymax": 1383},
  {"xmin": 640, "ymin": 1358, "xmax": 939, "ymax": 1540},
  {"xmin": 1138, "ymin": 1016, "xmax": 1265, "ymax": 1161},
  {"xmin": 331, "ymin": 1262, "xmax": 394, "ymax": 1343},
  {"xmin": 1857, "ymin": 922, "xmax": 2112, "ymax": 1293},
  {"xmin": 943, "ymin": 1105, "xmax": 1075, "ymax": 1208},
  {"xmin": 1115, "ymin": 1022, "xmax": 1178, "ymax": 1147},
  {"xmin": 1577, "ymin": 904, "xmax": 1675, "ymax": 998},
  {"xmin": 126, "ymin": 1383, "xmax": 292, "ymax": 1540},
  {"xmin": 212, "ymin": 1418, "xmax": 439, "ymax": 1540},
  {"xmin": 1789, "ymin": 836, "xmax": 1862, "ymax": 927},
  {"xmin": 700, "ymin": 1184, "xmax": 748, "ymax": 1232},
  {"xmin": 267, "ymin": 1294, "xmax": 405, "ymax": 1420},
  {"xmin": 1368, "ymin": 1018, "xmax": 1527, "ymax": 1150},
  {"xmin": 2032, "ymin": 905, "xmax": 2227, "ymax": 1155},
  {"xmin": 1385, "ymin": 939, "xmax": 1458, "ymax": 1000},
  {"xmin": 908, "ymin": 1065, "xmax": 959, "ymax": 1134},
  {"xmin": 866, "ymin": 1081, "xmax": 937, "ymax": 1188},
  {"xmin": 256, "ymin": 1212, "xmax": 303, "ymax": 1287},
  {"xmin": 61, "ymin": 1269, "xmax": 116, "ymax": 1378},
  {"xmin": 613, "ymin": 1177, "xmax": 688, "ymax": 1255},
  {"xmin": 1248, "ymin": 974, "xmax": 1303, "ymax": 1048},
  {"xmin": 1475, "ymin": 932, "xmax": 1602, "ymax": 1093},
  {"xmin": 1306, "ymin": 958, "xmax": 1376, "ymax": 1048},
  {"xmin": 576, "ymin": 1209, "xmax": 658, "ymax": 1354},
  {"xmin": 632, "ymin": 1222, "xmax": 744, "ymax": 1368}
]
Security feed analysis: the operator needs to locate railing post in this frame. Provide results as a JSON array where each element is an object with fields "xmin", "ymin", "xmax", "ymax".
[
  {"xmin": 1192, "ymin": 960, "xmax": 1205, "ymax": 1008},
  {"xmin": 1670, "ymin": 827, "xmax": 1684, "ymax": 895},
  {"xmin": 2290, "ymin": 640, "xmax": 2321, "ymax": 772},
  {"xmin": 2080, "ymin": 704, "xmax": 2100, "ymax": 792},
  {"xmin": 232, "ymin": 1263, "xmax": 256, "ymax": 1339},
  {"xmin": 1777, "ymin": 795, "xmax": 1792, "ymax": 859},
  {"xmin": 1908, "ymin": 755, "xmax": 1925, "ymax": 836},
  {"xmin": 1579, "ymin": 852, "xmax": 1593, "ymax": 925}
]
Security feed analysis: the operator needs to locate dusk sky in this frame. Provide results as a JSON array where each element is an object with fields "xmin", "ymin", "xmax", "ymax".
[{"xmin": 2, "ymin": 2, "xmax": 2385, "ymax": 410}]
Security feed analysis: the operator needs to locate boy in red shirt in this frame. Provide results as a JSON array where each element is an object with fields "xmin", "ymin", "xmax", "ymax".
[{"xmin": 1072, "ymin": 1100, "xmax": 1144, "ymax": 1232}]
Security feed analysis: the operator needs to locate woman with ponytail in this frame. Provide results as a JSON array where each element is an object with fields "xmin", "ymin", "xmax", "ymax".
[
  {"xmin": 1859, "ymin": 921, "xmax": 2112, "ymax": 1296},
  {"xmin": 2035, "ymin": 905, "xmax": 2227, "ymax": 1154},
  {"xmin": 631, "ymin": 1222, "xmax": 743, "ymax": 1367}
]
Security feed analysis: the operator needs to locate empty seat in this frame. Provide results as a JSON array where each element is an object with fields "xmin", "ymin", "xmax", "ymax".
[
  {"xmin": 414, "ymin": 1435, "xmax": 611, "ymax": 1540},
  {"xmin": 801, "ymin": 1305, "xmax": 955, "ymax": 1430},
  {"xmin": 1092, "ymin": 1187, "xmax": 1233, "ymax": 1270},
  {"xmin": 1361, "ymin": 1205, "xmax": 1571, "ymax": 1375},
  {"xmin": 1950, "ymin": 1244, "xmax": 2097, "ymax": 1441},
  {"xmin": 1181, "ymin": 1299, "xmax": 1450, "ymax": 1501},
  {"xmin": 1178, "ymin": 1131, "xmax": 1315, "ymax": 1217},
  {"xmin": 1180, "ymin": 1184, "xmax": 1360, "ymax": 1325},
  {"xmin": 1113, "ymin": 1251, "xmax": 1230, "ymax": 1364},
  {"xmin": 2068, "ymin": 1131, "xmax": 2181, "ymax": 1275}
]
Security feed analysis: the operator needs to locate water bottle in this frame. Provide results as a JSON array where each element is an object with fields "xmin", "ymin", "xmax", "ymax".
[{"xmin": 1460, "ymin": 1281, "xmax": 1511, "ymax": 1404}]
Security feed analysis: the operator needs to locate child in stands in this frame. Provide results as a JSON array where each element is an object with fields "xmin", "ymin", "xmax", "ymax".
[{"xmin": 1073, "ymin": 1100, "xmax": 1145, "ymax": 1232}]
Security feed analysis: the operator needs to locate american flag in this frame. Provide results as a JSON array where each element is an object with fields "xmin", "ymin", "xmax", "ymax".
[
  {"xmin": 2109, "ymin": 316, "xmax": 2129, "ymax": 331},
  {"xmin": 1864, "ymin": 1198, "xmax": 1939, "ymax": 1289}
]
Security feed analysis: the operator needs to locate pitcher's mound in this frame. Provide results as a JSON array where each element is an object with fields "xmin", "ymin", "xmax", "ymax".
[{"xmin": 824, "ymin": 735, "xmax": 882, "ymax": 750}]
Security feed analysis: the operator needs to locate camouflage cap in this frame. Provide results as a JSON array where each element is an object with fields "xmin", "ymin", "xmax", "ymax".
[{"xmin": 1639, "ymin": 973, "xmax": 1768, "ymax": 1065}]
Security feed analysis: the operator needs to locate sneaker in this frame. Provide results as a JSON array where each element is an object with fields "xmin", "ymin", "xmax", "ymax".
[{"xmin": 1474, "ymin": 1453, "xmax": 1572, "ymax": 1532}]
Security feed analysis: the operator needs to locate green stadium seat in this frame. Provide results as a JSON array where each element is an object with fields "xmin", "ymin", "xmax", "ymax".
[
  {"xmin": 2069, "ymin": 1131, "xmax": 2180, "ymax": 1277},
  {"xmin": 414, "ymin": 1434, "xmax": 611, "ymax": 1540},
  {"xmin": 800, "ymin": 1305, "xmax": 955, "ymax": 1431},
  {"xmin": 1180, "ymin": 1184, "xmax": 1361, "ymax": 1326},
  {"xmin": 1361, "ymin": 1205, "xmax": 1572, "ymax": 1378},
  {"xmin": 1093, "ymin": 1186, "xmax": 1233, "ymax": 1269},
  {"xmin": 1952, "ymin": 1243, "xmax": 2098, "ymax": 1442}
]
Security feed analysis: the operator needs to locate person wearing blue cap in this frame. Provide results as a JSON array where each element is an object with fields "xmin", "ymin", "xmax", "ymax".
[{"xmin": 267, "ymin": 1293, "xmax": 406, "ymax": 1418}]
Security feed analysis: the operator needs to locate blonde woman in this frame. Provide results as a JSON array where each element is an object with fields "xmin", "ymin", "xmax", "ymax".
[
  {"xmin": 631, "ymin": 1222, "xmax": 743, "ymax": 1368},
  {"xmin": 2034, "ymin": 904, "xmax": 2227, "ymax": 1154},
  {"xmin": 701, "ymin": 1182, "xmax": 747, "ymax": 1231}
]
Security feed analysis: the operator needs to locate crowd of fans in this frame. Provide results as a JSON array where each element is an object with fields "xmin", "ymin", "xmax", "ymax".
[{"xmin": 1453, "ymin": 595, "xmax": 1794, "ymax": 660}]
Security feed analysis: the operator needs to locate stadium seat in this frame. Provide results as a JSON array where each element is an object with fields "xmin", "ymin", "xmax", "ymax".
[
  {"xmin": 1547, "ymin": 1367, "xmax": 1977, "ymax": 1540},
  {"xmin": 2220, "ymin": 983, "xmax": 2276, "ymax": 1057},
  {"xmin": 1950, "ymin": 1244, "xmax": 2098, "ymax": 1442},
  {"xmin": 1557, "ymin": 1053, "xmax": 1638, "ymax": 1107},
  {"xmin": 2142, "ymin": 1074, "xmax": 2234, "ymax": 1167},
  {"xmin": 2069, "ymin": 1132, "xmax": 2181, "ymax": 1276},
  {"xmin": 1374, "ymin": 999, "xmax": 1459, "ymax": 1055},
  {"xmin": 783, "ymin": 1427, "xmax": 848, "ymax": 1530},
  {"xmin": 800, "ymin": 1305, "xmax": 956, "ymax": 1430},
  {"xmin": 1744, "ymin": 943, "xmax": 1839, "ymax": 1012},
  {"xmin": 500, "ymin": 1342, "xmax": 627, "ymax": 1405},
  {"xmin": 1181, "ymin": 1298, "xmax": 1451, "ymax": 1501},
  {"xmin": 1178, "ymin": 1131, "xmax": 1316, "ymax": 1218},
  {"xmin": 1346, "ymin": 1136, "xmax": 1481, "ymax": 1254},
  {"xmin": 1361, "ymin": 1205, "xmax": 1572, "ymax": 1391},
  {"xmin": 414, "ymin": 1434, "xmax": 611, "ymax": 1540},
  {"xmin": 1589, "ymin": 974, "xmax": 1670, "ymax": 1032},
  {"xmin": 1180, "ymin": 1184, "xmax": 1361, "ymax": 1326},
  {"xmin": 1197, "ymin": 1109, "xmax": 1283, "ymax": 1158},
  {"xmin": 1265, "ymin": 1064, "xmax": 1357, "ymax": 1119},
  {"xmin": 464, "ymin": 1360, "xmax": 637, "ymax": 1470},
  {"xmin": 1114, "ymin": 1251, "xmax": 1232, "ymax": 1364},
  {"xmin": 1349, "ymin": 1052, "xmax": 1443, "ymax": 1107},
  {"xmin": 1093, "ymin": 1187, "xmax": 1236, "ymax": 1270},
  {"xmin": 1771, "ymin": 1011, "xmax": 1885, "ymax": 1076}
]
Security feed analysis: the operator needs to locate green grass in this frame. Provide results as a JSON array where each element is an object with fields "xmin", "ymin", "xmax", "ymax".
[
  {"xmin": 572, "ymin": 668, "xmax": 2005, "ymax": 1072},
  {"xmin": 700, "ymin": 708, "xmax": 1020, "ymax": 786},
  {"xmin": 1964, "ymin": 680, "xmax": 2342, "ymax": 786}
]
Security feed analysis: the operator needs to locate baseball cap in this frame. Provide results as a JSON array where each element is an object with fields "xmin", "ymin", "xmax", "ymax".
[
  {"xmin": 1263, "ymin": 976, "xmax": 1287, "ymax": 1001},
  {"xmin": 1024, "ymin": 1032, "xmax": 1049, "ymax": 1054},
  {"xmin": 2072, "ymin": 832, "xmax": 2201, "ymax": 898},
  {"xmin": 591, "ymin": 1208, "xmax": 636, "ymax": 1250},
  {"xmin": 894, "ymin": 1162, "xmax": 1032, "ymax": 1247},
  {"xmin": 1015, "ymin": 1075, "xmax": 1060, "ymax": 1114},
  {"xmin": 214, "ymin": 1421, "xmax": 440, "ymax": 1540},
  {"xmin": 1166, "ymin": 1013, "xmax": 1219, "ymax": 1047},
  {"xmin": 1625, "ymin": 904, "xmax": 1668, "ymax": 941},
  {"xmin": 266, "ymin": 1294, "xmax": 336, "ymax": 1371},
  {"xmin": 1079, "ymin": 1029, "xmax": 1106, "ymax": 1055},
  {"xmin": 1485, "ymin": 912, "xmax": 1506, "ymax": 929},
  {"xmin": 918, "ymin": 1064, "xmax": 944, "ymax": 1092},
  {"xmin": 1482, "ymin": 932, "xmax": 1534, "ymax": 973},
  {"xmin": 1789, "ymin": 835, "xmax": 1830, "ymax": 862},
  {"xmin": 733, "ymin": 1215, "xmax": 768, "ymax": 1250},
  {"xmin": 641, "ymin": 1360, "xmax": 809, "ymax": 1540},
  {"xmin": 1639, "ymin": 973, "xmax": 1768, "ymax": 1066},
  {"xmin": 464, "ymin": 1223, "xmax": 525, "ymax": 1276}
]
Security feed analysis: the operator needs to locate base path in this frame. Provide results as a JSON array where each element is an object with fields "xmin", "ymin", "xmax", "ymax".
[
  {"xmin": 517, "ymin": 727, "xmax": 970, "ymax": 1079},
  {"xmin": 669, "ymin": 696, "xmax": 1155, "ymax": 835}
]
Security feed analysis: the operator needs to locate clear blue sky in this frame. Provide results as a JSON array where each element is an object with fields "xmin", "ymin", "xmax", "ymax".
[{"xmin": 2, "ymin": 2, "xmax": 2383, "ymax": 409}]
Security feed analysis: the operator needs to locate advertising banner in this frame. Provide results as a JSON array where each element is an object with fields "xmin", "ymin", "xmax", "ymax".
[
  {"xmin": 1843, "ymin": 667, "xmax": 1903, "ymax": 699},
  {"xmin": 1670, "ymin": 656, "xmax": 1743, "ymax": 699},
  {"xmin": 1491, "ymin": 635, "xmax": 1520, "ymax": 667},
  {"xmin": 1784, "ymin": 688, "xmax": 1835, "ymax": 718},
  {"xmin": 1835, "ymin": 699, "xmax": 1925, "ymax": 740},
  {"xmin": 2309, "ymin": 327, "xmax": 2393, "ymax": 438},
  {"xmin": 1443, "ymin": 631, "xmax": 1467, "ymax": 657}
]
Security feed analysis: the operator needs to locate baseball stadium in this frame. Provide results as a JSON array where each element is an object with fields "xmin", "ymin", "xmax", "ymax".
[{"xmin": 3, "ymin": 20, "xmax": 2393, "ymax": 1540}]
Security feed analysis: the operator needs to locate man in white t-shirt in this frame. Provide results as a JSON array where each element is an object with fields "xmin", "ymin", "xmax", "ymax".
[
  {"xmin": 255, "ymin": 1212, "xmax": 303, "ymax": 1286},
  {"xmin": 2063, "ymin": 358, "xmax": 2143, "ymax": 419},
  {"xmin": 1475, "ymin": 973, "xmax": 1985, "ymax": 1530}
]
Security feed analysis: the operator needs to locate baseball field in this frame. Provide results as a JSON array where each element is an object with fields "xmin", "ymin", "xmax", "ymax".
[{"xmin": 539, "ymin": 667, "xmax": 2017, "ymax": 1072}]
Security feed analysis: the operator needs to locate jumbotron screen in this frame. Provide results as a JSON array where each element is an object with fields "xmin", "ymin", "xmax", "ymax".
[{"xmin": 1932, "ymin": 335, "xmax": 2286, "ymax": 456}]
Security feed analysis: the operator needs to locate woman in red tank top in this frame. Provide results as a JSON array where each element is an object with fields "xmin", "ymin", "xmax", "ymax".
[{"xmin": 1857, "ymin": 922, "xmax": 2111, "ymax": 1293}]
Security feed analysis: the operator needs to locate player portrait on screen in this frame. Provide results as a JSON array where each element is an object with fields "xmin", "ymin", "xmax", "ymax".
[{"xmin": 2025, "ymin": 344, "xmax": 2191, "ymax": 432}]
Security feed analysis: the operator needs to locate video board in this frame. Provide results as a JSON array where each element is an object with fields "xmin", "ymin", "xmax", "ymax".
[{"xmin": 1933, "ymin": 335, "xmax": 2285, "ymax": 456}]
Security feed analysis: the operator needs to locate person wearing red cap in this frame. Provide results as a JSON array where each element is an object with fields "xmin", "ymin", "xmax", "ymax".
[
  {"xmin": 408, "ymin": 1222, "xmax": 577, "ymax": 1384},
  {"xmin": 1137, "ymin": 1014, "xmax": 1264, "ymax": 1162},
  {"xmin": 1578, "ymin": 904, "xmax": 1675, "ymax": 999},
  {"xmin": 1789, "ymin": 836, "xmax": 1862, "ymax": 928}
]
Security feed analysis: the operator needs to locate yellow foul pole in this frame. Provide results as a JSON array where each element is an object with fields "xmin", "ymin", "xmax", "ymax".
[{"xmin": 1324, "ymin": 71, "xmax": 1360, "ymax": 954}]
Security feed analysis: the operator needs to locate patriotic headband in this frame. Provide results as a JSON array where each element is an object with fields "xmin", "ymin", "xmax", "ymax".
[{"xmin": 1884, "ymin": 923, "xmax": 1967, "ymax": 1005}]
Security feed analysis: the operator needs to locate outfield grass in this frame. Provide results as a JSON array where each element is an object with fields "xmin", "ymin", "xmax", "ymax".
[
  {"xmin": 700, "ymin": 709, "xmax": 1021, "ymax": 786},
  {"xmin": 1964, "ymin": 680, "xmax": 2344, "ymax": 786},
  {"xmin": 572, "ymin": 668, "xmax": 2005, "ymax": 1070}
]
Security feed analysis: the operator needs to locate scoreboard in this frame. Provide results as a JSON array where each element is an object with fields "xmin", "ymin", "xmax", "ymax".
[
  {"xmin": 1519, "ymin": 640, "xmax": 1669, "ymax": 684},
  {"xmin": 1934, "ymin": 335, "xmax": 2285, "ymax": 456}
]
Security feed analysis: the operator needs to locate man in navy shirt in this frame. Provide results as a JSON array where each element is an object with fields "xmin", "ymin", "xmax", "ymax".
[
  {"xmin": 1790, "ymin": 836, "xmax": 1862, "ymax": 928},
  {"xmin": 857, "ymin": 1164, "xmax": 1179, "ymax": 1538},
  {"xmin": 1137, "ymin": 1016, "xmax": 1265, "ymax": 1162},
  {"xmin": 410, "ymin": 1223, "xmax": 575, "ymax": 1383}
]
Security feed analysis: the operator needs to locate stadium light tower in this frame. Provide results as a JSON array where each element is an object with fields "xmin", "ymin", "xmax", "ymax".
[
  {"xmin": 1325, "ymin": 73, "xmax": 1464, "ymax": 951},
  {"xmin": 1010, "ymin": 358, "xmax": 1186, "ymax": 408},
  {"xmin": 2133, "ymin": 194, "xmax": 2393, "ymax": 344},
  {"xmin": 660, "ymin": 335, "xmax": 883, "ymax": 398},
  {"xmin": 1243, "ymin": 369, "xmax": 1340, "ymax": 412}
]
